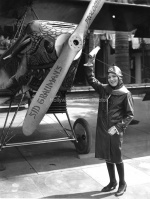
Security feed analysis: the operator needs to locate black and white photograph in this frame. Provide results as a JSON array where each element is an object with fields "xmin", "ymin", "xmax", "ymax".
[{"xmin": 0, "ymin": 0, "xmax": 150, "ymax": 198}]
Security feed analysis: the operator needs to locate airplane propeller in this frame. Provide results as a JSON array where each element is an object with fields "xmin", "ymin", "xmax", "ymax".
[{"xmin": 23, "ymin": 0, "xmax": 105, "ymax": 136}]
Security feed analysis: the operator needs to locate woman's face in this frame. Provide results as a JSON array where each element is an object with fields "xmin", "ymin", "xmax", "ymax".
[{"xmin": 108, "ymin": 73, "xmax": 118, "ymax": 87}]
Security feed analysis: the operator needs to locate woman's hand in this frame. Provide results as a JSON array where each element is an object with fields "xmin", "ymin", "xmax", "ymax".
[
  {"xmin": 108, "ymin": 126, "xmax": 119, "ymax": 135},
  {"xmin": 84, "ymin": 46, "xmax": 100, "ymax": 67},
  {"xmin": 89, "ymin": 46, "xmax": 100, "ymax": 58}
]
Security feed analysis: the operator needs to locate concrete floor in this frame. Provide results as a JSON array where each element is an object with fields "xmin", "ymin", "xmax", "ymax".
[{"xmin": 0, "ymin": 94, "xmax": 150, "ymax": 198}]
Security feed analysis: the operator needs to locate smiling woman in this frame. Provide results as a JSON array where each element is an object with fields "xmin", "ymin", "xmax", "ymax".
[
  {"xmin": 84, "ymin": 49, "xmax": 134, "ymax": 196},
  {"xmin": 108, "ymin": 73, "xmax": 118, "ymax": 87},
  {"xmin": 107, "ymin": 65, "xmax": 123, "ymax": 88}
]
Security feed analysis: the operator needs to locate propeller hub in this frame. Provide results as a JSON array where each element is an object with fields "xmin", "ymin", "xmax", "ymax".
[{"xmin": 68, "ymin": 34, "xmax": 83, "ymax": 51}]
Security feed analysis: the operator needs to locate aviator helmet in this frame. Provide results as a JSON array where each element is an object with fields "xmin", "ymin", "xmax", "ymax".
[{"xmin": 108, "ymin": 65, "xmax": 123, "ymax": 77}]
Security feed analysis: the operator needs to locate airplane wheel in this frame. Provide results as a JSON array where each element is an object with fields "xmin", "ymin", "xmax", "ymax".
[{"xmin": 73, "ymin": 118, "xmax": 92, "ymax": 154}]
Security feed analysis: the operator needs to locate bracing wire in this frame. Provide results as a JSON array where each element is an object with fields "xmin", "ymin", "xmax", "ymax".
[{"xmin": 82, "ymin": 51, "xmax": 150, "ymax": 83}]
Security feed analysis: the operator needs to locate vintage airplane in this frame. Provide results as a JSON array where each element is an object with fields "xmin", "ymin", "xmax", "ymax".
[
  {"xmin": 1, "ymin": 0, "xmax": 150, "ymax": 159},
  {"xmin": 0, "ymin": 0, "xmax": 106, "ymax": 160}
]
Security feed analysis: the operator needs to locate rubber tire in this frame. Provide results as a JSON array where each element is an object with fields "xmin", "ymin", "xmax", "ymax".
[{"xmin": 73, "ymin": 118, "xmax": 92, "ymax": 154}]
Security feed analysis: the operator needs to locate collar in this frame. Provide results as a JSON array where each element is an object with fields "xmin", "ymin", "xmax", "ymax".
[
  {"xmin": 104, "ymin": 85, "xmax": 129, "ymax": 95},
  {"xmin": 111, "ymin": 85, "xmax": 129, "ymax": 95}
]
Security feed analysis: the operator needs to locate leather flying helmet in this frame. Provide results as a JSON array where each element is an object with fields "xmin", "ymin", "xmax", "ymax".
[{"xmin": 108, "ymin": 65, "xmax": 123, "ymax": 77}]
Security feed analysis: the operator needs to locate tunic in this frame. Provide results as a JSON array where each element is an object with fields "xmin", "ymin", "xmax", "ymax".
[{"xmin": 85, "ymin": 66, "xmax": 134, "ymax": 163}]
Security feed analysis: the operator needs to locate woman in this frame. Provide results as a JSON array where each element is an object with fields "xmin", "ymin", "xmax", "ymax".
[{"xmin": 84, "ymin": 52, "xmax": 134, "ymax": 196}]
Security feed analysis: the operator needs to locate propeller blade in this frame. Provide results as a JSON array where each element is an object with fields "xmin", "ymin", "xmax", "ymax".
[{"xmin": 23, "ymin": 0, "xmax": 105, "ymax": 136}]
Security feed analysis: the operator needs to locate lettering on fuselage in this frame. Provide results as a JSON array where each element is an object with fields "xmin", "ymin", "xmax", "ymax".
[{"xmin": 29, "ymin": 65, "xmax": 62, "ymax": 119}]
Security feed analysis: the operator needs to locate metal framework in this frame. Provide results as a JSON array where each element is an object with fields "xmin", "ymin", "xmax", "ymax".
[{"xmin": 0, "ymin": 90, "xmax": 77, "ymax": 150}]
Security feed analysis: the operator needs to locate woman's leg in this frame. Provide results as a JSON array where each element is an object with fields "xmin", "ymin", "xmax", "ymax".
[
  {"xmin": 101, "ymin": 161, "xmax": 117, "ymax": 192},
  {"xmin": 115, "ymin": 162, "xmax": 127, "ymax": 196}
]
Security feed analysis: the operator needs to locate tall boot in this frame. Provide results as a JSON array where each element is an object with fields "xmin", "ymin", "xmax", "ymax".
[
  {"xmin": 115, "ymin": 162, "xmax": 127, "ymax": 196},
  {"xmin": 101, "ymin": 162, "xmax": 117, "ymax": 192}
]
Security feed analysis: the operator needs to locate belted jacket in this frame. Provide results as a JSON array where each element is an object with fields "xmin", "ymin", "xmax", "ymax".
[{"xmin": 85, "ymin": 66, "xmax": 134, "ymax": 163}]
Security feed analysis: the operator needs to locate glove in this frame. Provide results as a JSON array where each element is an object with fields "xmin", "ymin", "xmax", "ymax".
[
  {"xmin": 84, "ymin": 46, "xmax": 100, "ymax": 66},
  {"xmin": 88, "ymin": 46, "xmax": 100, "ymax": 59},
  {"xmin": 108, "ymin": 126, "xmax": 119, "ymax": 136}
]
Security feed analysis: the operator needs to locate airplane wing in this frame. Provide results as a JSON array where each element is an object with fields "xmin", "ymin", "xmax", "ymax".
[
  {"xmin": 22, "ymin": 0, "xmax": 106, "ymax": 136},
  {"xmin": 1, "ymin": 1, "xmax": 150, "ymax": 36},
  {"xmin": 29, "ymin": 1, "xmax": 150, "ymax": 36},
  {"xmin": 91, "ymin": 1, "xmax": 150, "ymax": 34},
  {"xmin": 32, "ymin": 1, "xmax": 150, "ymax": 36}
]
